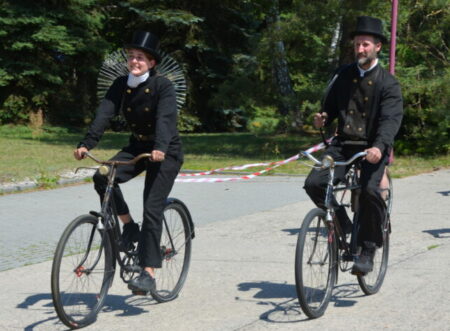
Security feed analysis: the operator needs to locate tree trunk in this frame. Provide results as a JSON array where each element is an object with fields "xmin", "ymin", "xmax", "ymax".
[
  {"xmin": 267, "ymin": 0, "xmax": 298, "ymax": 125},
  {"xmin": 29, "ymin": 108, "xmax": 44, "ymax": 129}
]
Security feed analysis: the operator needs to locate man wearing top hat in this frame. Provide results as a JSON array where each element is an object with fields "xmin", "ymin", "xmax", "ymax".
[
  {"xmin": 304, "ymin": 16, "xmax": 403, "ymax": 274},
  {"xmin": 74, "ymin": 31, "xmax": 183, "ymax": 291}
]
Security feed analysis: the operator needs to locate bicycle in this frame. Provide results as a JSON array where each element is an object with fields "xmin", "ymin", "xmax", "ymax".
[
  {"xmin": 51, "ymin": 152, "xmax": 194, "ymax": 329},
  {"xmin": 294, "ymin": 150, "xmax": 392, "ymax": 319}
]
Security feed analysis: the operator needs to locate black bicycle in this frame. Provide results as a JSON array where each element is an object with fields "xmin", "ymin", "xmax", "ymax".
[
  {"xmin": 295, "ymin": 150, "xmax": 392, "ymax": 319},
  {"xmin": 51, "ymin": 152, "xmax": 194, "ymax": 329}
]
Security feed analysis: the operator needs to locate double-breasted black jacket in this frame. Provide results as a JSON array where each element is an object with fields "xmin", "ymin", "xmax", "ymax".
[
  {"xmin": 324, "ymin": 62, "xmax": 403, "ymax": 154},
  {"xmin": 79, "ymin": 70, "xmax": 182, "ymax": 159}
]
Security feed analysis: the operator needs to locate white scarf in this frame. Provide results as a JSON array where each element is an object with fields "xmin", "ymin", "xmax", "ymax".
[{"xmin": 127, "ymin": 71, "xmax": 149, "ymax": 88}]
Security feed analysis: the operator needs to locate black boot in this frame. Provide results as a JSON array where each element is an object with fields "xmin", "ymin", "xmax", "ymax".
[
  {"xmin": 128, "ymin": 270, "xmax": 156, "ymax": 292},
  {"xmin": 122, "ymin": 221, "xmax": 140, "ymax": 250},
  {"xmin": 352, "ymin": 241, "xmax": 376, "ymax": 275}
]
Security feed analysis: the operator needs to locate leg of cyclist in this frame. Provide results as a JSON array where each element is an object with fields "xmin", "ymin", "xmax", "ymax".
[
  {"xmin": 304, "ymin": 144, "xmax": 352, "ymax": 233},
  {"xmin": 128, "ymin": 153, "xmax": 182, "ymax": 292},
  {"xmin": 352, "ymin": 152, "xmax": 389, "ymax": 274},
  {"xmin": 93, "ymin": 146, "xmax": 146, "ymax": 248}
]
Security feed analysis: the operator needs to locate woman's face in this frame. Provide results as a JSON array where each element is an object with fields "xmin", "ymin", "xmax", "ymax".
[{"xmin": 126, "ymin": 48, "xmax": 156, "ymax": 76}]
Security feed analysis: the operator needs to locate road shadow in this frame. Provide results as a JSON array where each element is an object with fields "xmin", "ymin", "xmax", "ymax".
[
  {"xmin": 236, "ymin": 280, "xmax": 361, "ymax": 324},
  {"xmin": 423, "ymin": 228, "xmax": 450, "ymax": 238},
  {"xmin": 282, "ymin": 228, "xmax": 300, "ymax": 236},
  {"xmin": 17, "ymin": 292, "xmax": 156, "ymax": 330}
]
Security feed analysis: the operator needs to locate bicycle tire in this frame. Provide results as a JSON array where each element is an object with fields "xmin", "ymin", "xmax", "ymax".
[
  {"xmin": 357, "ymin": 170, "xmax": 393, "ymax": 295},
  {"xmin": 150, "ymin": 201, "xmax": 192, "ymax": 303},
  {"xmin": 51, "ymin": 215, "xmax": 115, "ymax": 329},
  {"xmin": 357, "ymin": 230, "xmax": 389, "ymax": 295},
  {"xmin": 295, "ymin": 208, "xmax": 337, "ymax": 319}
]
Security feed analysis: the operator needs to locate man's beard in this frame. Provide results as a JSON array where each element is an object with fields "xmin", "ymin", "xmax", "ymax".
[{"xmin": 356, "ymin": 51, "xmax": 377, "ymax": 68}]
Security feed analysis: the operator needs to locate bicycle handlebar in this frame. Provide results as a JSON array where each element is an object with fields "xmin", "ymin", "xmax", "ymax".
[
  {"xmin": 301, "ymin": 150, "xmax": 367, "ymax": 168},
  {"xmin": 83, "ymin": 152, "xmax": 153, "ymax": 166}
]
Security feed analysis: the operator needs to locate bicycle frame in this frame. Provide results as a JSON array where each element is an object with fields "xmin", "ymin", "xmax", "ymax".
[
  {"xmin": 301, "ymin": 150, "xmax": 367, "ymax": 260},
  {"xmin": 80, "ymin": 152, "xmax": 189, "ymax": 279},
  {"xmin": 80, "ymin": 153, "xmax": 153, "ymax": 278}
]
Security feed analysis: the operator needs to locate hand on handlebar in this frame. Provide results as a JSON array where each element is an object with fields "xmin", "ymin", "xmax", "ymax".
[
  {"xmin": 313, "ymin": 112, "xmax": 328, "ymax": 129},
  {"xmin": 151, "ymin": 150, "xmax": 165, "ymax": 162},
  {"xmin": 74, "ymin": 147, "xmax": 89, "ymax": 160},
  {"xmin": 364, "ymin": 147, "xmax": 382, "ymax": 164}
]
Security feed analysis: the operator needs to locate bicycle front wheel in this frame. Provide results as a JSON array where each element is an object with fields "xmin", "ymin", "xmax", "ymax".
[
  {"xmin": 51, "ymin": 215, "xmax": 115, "ymax": 329},
  {"xmin": 150, "ymin": 201, "xmax": 192, "ymax": 303},
  {"xmin": 357, "ymin": 169, "xmax": 392, "ymax": 295},
  {"xmin": 357, "ymin": 230, "xmax": 389, "ymax": 295},
  {"xmin": 295, "ymin": 208, "xmax": 337, "ymax": 319}
]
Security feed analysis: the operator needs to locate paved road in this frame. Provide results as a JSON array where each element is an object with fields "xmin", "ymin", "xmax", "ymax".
[
  {"xmin": 0, "ymin": 176, "xmax": 307, "ymax": 271},
  {"xmin": 0, "ymin": 169, "xmax": 449, "ymax": 330}
]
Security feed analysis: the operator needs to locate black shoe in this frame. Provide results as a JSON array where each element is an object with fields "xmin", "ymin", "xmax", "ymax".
[
  {"xmin": 352, "ymin": 243, "xmax": 376, "ymax": 275},
  {"xmin": 122, "ymin": 221, "xmax": 140, "ymax": 250},
  {"xmin": 128, "ymin": 270, "xmax": 156, "ymax": 292}
]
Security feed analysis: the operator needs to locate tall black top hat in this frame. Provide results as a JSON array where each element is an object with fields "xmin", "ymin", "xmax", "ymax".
[
  {"xmin": 350, "ymin": 16, "xmax": 387, "ymax": 43},
  {"xmin": 124, "ymin": 31, "xmax": 161, "ymax": 63}
]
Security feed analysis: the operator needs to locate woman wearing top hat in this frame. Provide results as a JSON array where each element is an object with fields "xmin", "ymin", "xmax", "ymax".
[
  {"xmin": 304, "ymin": 16, "xmax": 403, "ymax": 275},
  {"xmin": 74, "ymin": 31, "xmax": 183, "ymax": 292}
]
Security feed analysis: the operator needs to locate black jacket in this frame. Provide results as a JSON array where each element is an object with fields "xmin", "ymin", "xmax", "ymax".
[
  {"xmin": 79, "ymin": 71, "xmax": 182, "ymax": 158},
  {"xmin": 324, "ymin": 62, "xmax": 403, "ymax": 154}
]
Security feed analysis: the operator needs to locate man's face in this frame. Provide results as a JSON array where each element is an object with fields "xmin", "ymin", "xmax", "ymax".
[
  {"xmin": 126, "ymin": 48, "xmax": 156, "ymax": 76},
  {"xmin": 353, "ymin": 35, "xmax": 381, "ymax": 68}
]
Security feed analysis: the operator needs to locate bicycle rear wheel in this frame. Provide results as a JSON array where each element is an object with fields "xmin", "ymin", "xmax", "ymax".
[
  {"xmin": 51, "ymin": 215, "xmax": 115, "ymax": 329},
  {"xmin": 150, "ymin": 201, "xmax": 192, "ymax": 302},
  {"xmin": 357, "ymin": 170, "xmax": 392, "ymax": 295},
  {"xmin": 295, "ymin": 208, "xmax": 337, "ymax": 319}
]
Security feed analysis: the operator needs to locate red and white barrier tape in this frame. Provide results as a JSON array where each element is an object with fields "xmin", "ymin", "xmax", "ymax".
[{"xmin": 175, "ymin": 140, "xmax": 329, "ymax": 183}]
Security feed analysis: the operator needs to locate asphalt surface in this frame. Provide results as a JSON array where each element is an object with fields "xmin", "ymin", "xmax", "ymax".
[
  {"xmin": 0, "ymin": 175, "xmax": 307, "ymax": 271},
  {"xmin": 0, "ymin": 169, "xmax": 449, "ymax": 330}
]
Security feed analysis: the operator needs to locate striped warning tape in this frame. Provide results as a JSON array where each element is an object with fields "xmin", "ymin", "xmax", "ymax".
[{"xmin": 175, "ymin": 139, "xmax": 329, "ymax": 183}]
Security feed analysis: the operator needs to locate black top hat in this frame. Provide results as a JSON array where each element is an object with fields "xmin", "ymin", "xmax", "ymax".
[
  {"xmin": 124, "ymin": 31, "xmax": 161, "ymax": 63},
  {"xmin": 350, "ymin": 16, "xmax": 387, "ymax": 43}
]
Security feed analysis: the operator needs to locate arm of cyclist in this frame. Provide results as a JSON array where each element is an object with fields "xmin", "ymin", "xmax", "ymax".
[{"xmin": 152, "ymin": 76, "xmax": 177, "ymax": 162}]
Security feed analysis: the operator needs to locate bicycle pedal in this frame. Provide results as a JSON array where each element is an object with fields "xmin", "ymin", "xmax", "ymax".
[{"xmin": 132, "ymin": 290, "xmax": 149, "ymax": 296}]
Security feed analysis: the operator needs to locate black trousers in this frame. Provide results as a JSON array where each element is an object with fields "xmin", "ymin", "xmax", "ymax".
[
  {"xmin": 303, "ymin": 143, "xmax": 388, "ymax": 247},
  {"xmin": 93, "ymin": 142, "xmax": 182, "ymax": 268}
]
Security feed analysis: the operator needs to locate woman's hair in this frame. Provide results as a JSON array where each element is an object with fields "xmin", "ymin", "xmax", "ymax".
[{"xmin": 126, "ymin": 47, "xmax": 155, "ymax": 62}]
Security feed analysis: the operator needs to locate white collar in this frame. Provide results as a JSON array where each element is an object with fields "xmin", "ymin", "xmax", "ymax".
[
  {"xmin": 127, "ymin": 71, "xmax": 149, "ymax": 88},
  {"xmin": 357, "ymin": 58, "xmax": 378, "ymax": 77}
]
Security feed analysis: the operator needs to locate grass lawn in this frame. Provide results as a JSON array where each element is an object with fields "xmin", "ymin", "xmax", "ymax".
[{"xmin": 0, "ymin": 125, "xmax": 449, "ymax": 189}]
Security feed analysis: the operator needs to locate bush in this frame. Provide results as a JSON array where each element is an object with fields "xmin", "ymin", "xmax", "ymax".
[
  {"xmin": 247, "ymin": 105, "xmax": 281, "ymax": 135},
  {"xmin": 0, "ymin": 95, "xmax": 30, "ymax": 124}
]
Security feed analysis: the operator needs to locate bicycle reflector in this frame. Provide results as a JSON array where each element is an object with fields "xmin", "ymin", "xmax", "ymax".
[
  {"xmin": 322, "ymin": 155, "xmax": 335, "ymax": 168},
  {"xmin": 99, "ymin": 165, "xmax": 110, "ymax": 176}
]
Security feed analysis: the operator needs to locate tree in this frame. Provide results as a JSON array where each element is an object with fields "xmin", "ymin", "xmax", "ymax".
[{"xmin": 0, "ymin": 0, "xmax": 107, "ymax": 125}]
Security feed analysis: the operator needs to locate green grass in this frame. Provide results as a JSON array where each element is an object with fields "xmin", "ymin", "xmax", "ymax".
[{"xmin": 0, "ymin": 125, "xmax": 449, "ymax": 187}]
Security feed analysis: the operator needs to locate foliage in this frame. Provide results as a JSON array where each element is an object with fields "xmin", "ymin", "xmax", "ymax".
[
  {"xmin": 247, "ymin": 105, "xmax": 280, "ymax": 135},
  {"xmin": 0, "ymin": 0, "xmax": 448, "ymax": 155},
  {"xmin": 393, "ymin": 0, "xmax": 450, "ymax": 155},
  {"xmin": 0, "ymin": 0, "xmax": 107, "ymax": 125}
]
